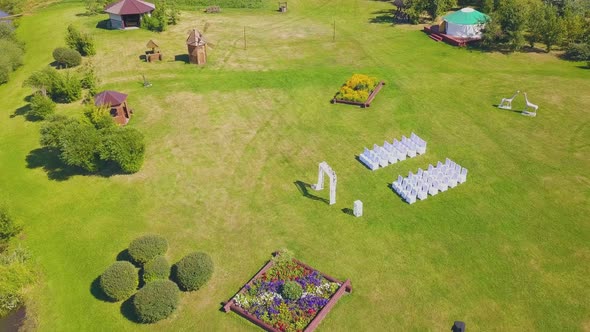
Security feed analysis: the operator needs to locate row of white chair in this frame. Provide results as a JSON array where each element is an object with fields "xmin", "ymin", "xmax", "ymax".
[
  {"xmin": 359, "ymin": 133, "xmax": 427, "ymax": 170},
  {"xmin": 392, "ymin": 158, "xmax": 468, "ymax": 204}
]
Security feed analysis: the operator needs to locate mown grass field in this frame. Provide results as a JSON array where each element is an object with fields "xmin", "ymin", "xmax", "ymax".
[{"xmin": 0, "ymin": 0, "xmax": 589, "ymax": 330}]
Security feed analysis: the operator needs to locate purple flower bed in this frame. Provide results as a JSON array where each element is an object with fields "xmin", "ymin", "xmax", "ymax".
[{"xmin": 230, "ymin": 253, "xmax": 344, "ymax": 332}]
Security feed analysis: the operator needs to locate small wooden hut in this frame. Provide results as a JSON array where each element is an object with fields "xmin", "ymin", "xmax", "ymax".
[
  {"xmin": 145, "ymin": 40, "xmax": 162, "ymax": 62},
  {"xmin": 105, "ymin": 0, "xmax": 155, "ymax": 30},
  {"xmin": 278, "ymin": 2, "xmax": 287, "ymax": 12},
  {"xmin": 94, "ymin": 90, "xmax": 132, "ymax": 125},
  {"xmin": 186, "ymin": 29, "xmax": 207, "ymax": 65}
]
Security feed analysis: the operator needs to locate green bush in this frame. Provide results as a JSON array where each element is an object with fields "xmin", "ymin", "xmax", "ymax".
[
  {"xmin": 24, "ymin": 67, "xmax": 81, "ymax": 103},
  {"xmin": 0, "ymin": 60, "xmax": 10, "ymax": 85},
  {"xmin": 133, "ymin": 280, "xmax": 179, "ymax": 323},
  {"xmin": 181, "ymin": 0, "xmax": 263, "ymax": 8},
  {"xmin": 280, "ymin": 281, "xmax": 303, "ymax": 300},
  {"xmin": 52, "ymin": 72, "xmax": 82, "ymax": 103},
  {"xmin": 128, "ymin": 235, "xmax": 168, "ymax": 265},
  {"xmin": 65, "ymin": 24, "xmax": 96, "ymax": 56},
  {"xmin": 173, "ymin": 252, "xmax": 213, "ymax": 291},
  {"xmin": 99, "ymin": 261, "xmax": 138, "ymax": 301},
  {"xmin": 0, "ymin": 206, "xmax": 22, "ymax": 243},
  {"xmin": 52, "ymin": 47, "xmax": 82, "ymax": 68},
  {"xmin": 0, "ymin": 0, "xmax": 24, "ymax": 14},
  {"xmin": 141, "ymin": 11, "xmax": 167, "ymax": 32},
  {"xmin": 0, "ymin": 39, "xmax": 23, "ymax": 70},
  {"xmin": 143, "ymin": 256, "xmax": 170, "ymax": 283},
  {"xmin": 564, "ymin": 43, "xmax": 590, "ymax": 61},
  {"xmin": 40, "ymin": 116, "xmax": 101, "ymax": 172},
  {"xmin": 0, "ymin": 23, "xmax": 16, "ymax": 41},
  {"xmin": 98, "ymin": 127, "xmax": 145, "ymax": 173},
  {"xmin": 28, "ymin": 93, "xmax": 56, "ymax": 120}
]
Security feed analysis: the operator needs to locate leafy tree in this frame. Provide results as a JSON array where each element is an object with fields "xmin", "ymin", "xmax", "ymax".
[
  {"xmin": 23, "ymin": 67, "xmax": 60, "ymax": 97},
  {"xmin": 84, "ymin": 105, "xmax": 115, "ymax": 130},
  {"xmin": 0, "ymin": 205, "xmax": 22, "ymax": 243},
  {"xmin": 52, "ymin": 71, "xmax": 82, "ymax": 103},
  {"xmin": 0, "ymin": 39, "xmax": 23, "ymax": 70},
  {"xmin": 84, "ymin": 0, "xmax": 109, "ymax": 15},
  {"xmin": 52, "ymin": 47, "xmax": 82, "ymax": 68},
  {"xmin": 0, "ymin": 23, "xmax": 16, "ymax": 41},
  {"xmin": 40, "ymin": 116, "xmax": 101, "ymax": 172},
  {"xmin": 497, "ymin": 0, "xmax": 529, "ymax": 51},
  {"xmin": 65, "ymin": 24, "xmax": 96, "ymax": 56},
  {"xmin": 540, "ymin": 4, "xmax": 563, "ymax": 51},
  {"xmin": 0, "ymin": 0, "xmax": 24, "ymax": 14},
  {"xmin": 28, "ymin": 93, "xmax": 56, "ymax": 120},
  {"xmin": 98, "ymin": 127, "xmax": 145, "ymax": 173}
]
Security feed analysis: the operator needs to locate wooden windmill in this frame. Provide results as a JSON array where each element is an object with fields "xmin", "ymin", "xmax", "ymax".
[{"xmin": 186, "ymin": 29, "xmax": 208, "ymax": 65}]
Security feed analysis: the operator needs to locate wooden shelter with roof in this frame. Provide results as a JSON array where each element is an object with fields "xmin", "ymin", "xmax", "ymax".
[
  {"xmin": 145, "ymin": 39, "xmax": 162, "ymax": 62},
  {"xmin": 186, "ymin": 29, "xmax": 207, "ymax": 65},
  {"xmin": 94, "ymin": 90, "xmax": 132, "ymax": 125},
  {"xmin": 105, "ymin": 0, "xmax": 155, "ymax": 30}
]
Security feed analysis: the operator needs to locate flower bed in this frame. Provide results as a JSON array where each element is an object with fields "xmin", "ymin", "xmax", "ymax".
[
  {"xmin": 223, "ymin": 252, "xmax": 352, "ymax": 332},
  {"xmin": 332, "ymin": 74, "xmax": 385, "ymax": 108}
]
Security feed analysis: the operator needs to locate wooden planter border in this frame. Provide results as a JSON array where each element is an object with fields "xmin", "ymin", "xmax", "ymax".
[
  {"xmin": 222, "ymin": 252, "xmax": 352, "ymax": 332},
  {"xmin": 332, "ymin": 81, "xmax": 385, "ymax": 108}
]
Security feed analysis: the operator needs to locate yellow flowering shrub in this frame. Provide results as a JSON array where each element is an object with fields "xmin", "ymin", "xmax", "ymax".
[{"xmin": 336, "ymin": 74, "xmax": 378, "ymax": 102}]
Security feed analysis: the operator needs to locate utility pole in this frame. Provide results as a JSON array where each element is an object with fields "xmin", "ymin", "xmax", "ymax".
[{"xmin": 333, "ymin": 20, "xmax": 335, "ymax": 42}]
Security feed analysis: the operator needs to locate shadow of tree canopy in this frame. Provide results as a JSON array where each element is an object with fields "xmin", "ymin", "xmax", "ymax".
[{"xmin": 26, "ymin": 147, "xmax": 123, "ymax": 181}]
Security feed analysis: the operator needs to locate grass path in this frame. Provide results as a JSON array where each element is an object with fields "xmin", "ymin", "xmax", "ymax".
[{"xmin": 0, "ymin": 1, "xmax": 589, "ymax": 330}]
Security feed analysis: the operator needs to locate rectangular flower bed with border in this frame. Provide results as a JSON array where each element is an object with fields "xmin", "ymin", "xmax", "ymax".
[
  {"xmin": 222, "ymin": 251, "xmax": 352, "ymax": 332},
  {"xmin": 331, "ymin": 74, "xmax": 385, "ymax": 108}
]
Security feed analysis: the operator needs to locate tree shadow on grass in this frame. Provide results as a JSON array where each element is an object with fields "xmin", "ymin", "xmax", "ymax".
[
  {"xmin": 25, "ymin": 147, "xmax": 84, "ymax": 181},
  {"xmin": 90, "ymin": 276, "xmax": 112, "ymax": 302},
  {"xmin": 26, "ymin": 148, "xmax": 125, "ymax": 181},
  {"xmin": 369, "ymin": 9, "xmax": 396, "ymax": 25},
  {"xmin": 293, "ymin": 181, "xmax": 329, "ymax": 205},
  {"xmin": 120, "ymin": 295, "xmax": 141, "ymax": 323}
]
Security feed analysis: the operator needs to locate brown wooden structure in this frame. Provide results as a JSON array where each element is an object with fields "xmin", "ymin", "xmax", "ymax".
[
  {"xmin": 94, "ymin": 90, "xmax": 132, "ymax": 125},
  {"xmin": 145, "ymin": 39, "xmax": 162, "ymax": 62},
  {"xmin": 205, "ymin": 6, "xmax": 220, "ymax": 13},
  {"xmin": 332, "ymin": 81, "xmax": 385, "ymax": 108},
  {"xmin": 423, "ymin": 25, "xmax": 481, "ymax": 47},
  {"xmin": 222, "ymin": 251, "xmax": 352, "ymax": 332},
  {"xmin": 278, "ymin": 2, "xmax": 287, "ymax": 12},
  {"xmin": 186, "ymin": 29, "xmax": 207, "ymax": 65}
]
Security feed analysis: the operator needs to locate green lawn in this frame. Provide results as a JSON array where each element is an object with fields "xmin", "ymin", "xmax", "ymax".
[{"xmin": 1, "ymin": 0, "xmax": 589, "ymax": 331}]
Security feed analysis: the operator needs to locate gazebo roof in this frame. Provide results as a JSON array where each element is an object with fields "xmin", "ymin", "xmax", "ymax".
[
  {"xmin": 443, "ymin": 7, "xmax": 489, "ymax": 25},
  {"xmin": 105, "ymin": 0, "xmax": 155, "ymax": 15},
  {"xmin": 95, "ymin": 90, "xmax": 128, "ymax": 106}
]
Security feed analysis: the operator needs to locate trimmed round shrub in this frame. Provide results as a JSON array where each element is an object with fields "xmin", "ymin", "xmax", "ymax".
[
  {"xmin": 99, "ymin": 261, "xmax": 138, "ymax": 301},
  {"xmin": 143, "ymin": 256, "xmax": 170, "ymax": 283},
  {"xmin": 52, "ymin": 47, "xmax": 82, "ymax": 68},
  {"xmin": 133, "ymin": 280, "xmax": 179, "ymax": 323},
  {"xmin": 173, "ymin": 252, "xmax": 213, "ymax": 291},
  {"xmin": 280, "ymin": 281, "xmax": 303, "ymax": 300},
  {"xmin": 128, "ymin": 235, "xmax": 168, "ymax": 265}
]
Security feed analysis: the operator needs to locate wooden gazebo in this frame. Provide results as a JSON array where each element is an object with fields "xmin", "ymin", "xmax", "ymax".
[
  {"xmin": 105, "ymin": 0, "xmax": 155, "ymax": 30},
  {"xmin": 94, "ymin": 90, "xmax": 132, "ymax": 125},
  {"xmin": 186, "ymin": 29, "xmax": 207, "ymax": 65}
]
